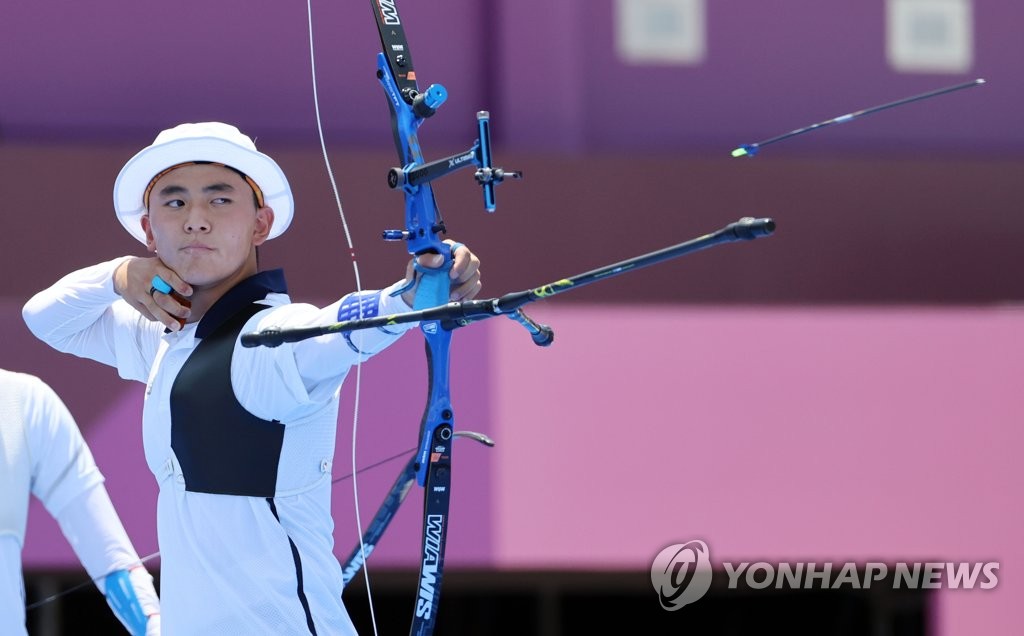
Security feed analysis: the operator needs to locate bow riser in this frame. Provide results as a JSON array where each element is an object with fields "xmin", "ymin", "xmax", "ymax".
[
  {"xmin": 372, "ymin": 3, "xmax": 459, "ymax": 634},
  {"xmin": 376, "ymin": 54, "xmax": 449, "ymax": 258}
]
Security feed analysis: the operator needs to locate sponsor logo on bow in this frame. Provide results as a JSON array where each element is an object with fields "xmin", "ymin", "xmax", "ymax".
[
  {"xmin": 377, "ymin": 0, "xmax": 400, "ymax": 25},
  {"xmin": 342, "ymin": 544, "xmax": 375, "ymax": 584},
  {"xmin": 448, "ymin": 150, "xmax": 475, "ymax": 169},
  {"xmin": 533, "ymin": 279, "xmax": 573, "ymax": 297},
  {"xmin": 416, "ymin": 514, "xmax": 445, "ymax": 619}
]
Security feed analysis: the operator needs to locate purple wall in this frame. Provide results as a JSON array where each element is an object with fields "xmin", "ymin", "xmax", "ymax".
[
  {"xmin": 3, "ymin": 143, "xmax": 1022, "ymax": 305},
  {"xmin": 498, "ymin": 0, "xmax": 1017, "ymax": 154},
  {"xmin": 2, "ymin": 1, "xmax": 1021, "ymax": 155}
]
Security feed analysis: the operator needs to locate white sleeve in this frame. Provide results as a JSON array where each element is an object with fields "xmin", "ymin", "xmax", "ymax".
[
  {"xmin": 25, "ymin": 376, "xmax": 104, "ymax": 518},
  {"xmin": 0, "ymin": 536, "xmax": 28, "ymax": 636},
  {"xmin": 23, "ymin": 375, "xmax": 160, "ymax": 625},
  {"xmin": 22, "ymin": 257, "xmax": 161, "ymax": 383},
  {"xmin": 54, "ymin": 485, "xmax": 158, "ymax": 616},
  {"xmin": 233, "ymin": 280, "xmax": 419, "ymax": 419}
]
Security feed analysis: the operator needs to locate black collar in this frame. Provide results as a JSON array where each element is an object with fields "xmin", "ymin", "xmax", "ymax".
[{"xmin": 191, "ymin": 269, "xmax": 288, "ymax": 339}]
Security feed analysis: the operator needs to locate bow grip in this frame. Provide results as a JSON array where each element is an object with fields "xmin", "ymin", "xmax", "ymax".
[{"xmin": 412, "ymin": 243, "xmax": 454, "ymax": 310}]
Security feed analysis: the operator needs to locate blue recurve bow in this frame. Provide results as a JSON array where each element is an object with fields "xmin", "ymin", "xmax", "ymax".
[{"xmin": 365, "ymin": 2, "xmax": 521, "ymax": 634}]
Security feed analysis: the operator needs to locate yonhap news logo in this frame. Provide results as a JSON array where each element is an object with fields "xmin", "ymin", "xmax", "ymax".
[{"xmin": 651, "ymin": 539, "xmax": 999, "ymax": 610}]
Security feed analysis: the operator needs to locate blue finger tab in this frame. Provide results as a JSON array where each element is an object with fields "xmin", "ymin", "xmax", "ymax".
[
  {"xmin": 150, "ymin": 275, "xmax": 172, "ymax": 294},
  {"xmin": 449, "ymin": 242, "xmax": 465, "ymax": 255}
]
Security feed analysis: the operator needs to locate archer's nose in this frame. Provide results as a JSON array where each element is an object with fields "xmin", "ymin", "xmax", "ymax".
[{"xmin": 184, "ymin": 206, "xmax": 211, "ymax": 233}]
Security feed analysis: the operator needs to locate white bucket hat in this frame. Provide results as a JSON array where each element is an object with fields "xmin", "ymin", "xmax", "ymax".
[{"xmin": 113, "ymin": 122, "xmax": 293, "ymax": 244}]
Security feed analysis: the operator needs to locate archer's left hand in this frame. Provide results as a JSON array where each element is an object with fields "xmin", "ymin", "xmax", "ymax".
[{"xmin": 400, "ymin": 239, "xmax": 482, "ymax": 306}]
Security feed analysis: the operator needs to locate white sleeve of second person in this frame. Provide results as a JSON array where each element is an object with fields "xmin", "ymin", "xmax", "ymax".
[
  {"xmin": 25, "ymin": 375, "xmax": 104, "ymax": 520},
  {"xmin": 25, "ymin": 375, "xmax": 160, "ymax": 621},
  {"xmin": 0, "ymin": 537, "xmax": 29, "ymax": 636},
  {"xmin": 58, "ymin": 487, "xmax": 162, "ymax": 636},
  {"xmin": 55, "ymin": 485, "xmax": 159, "ymax": 618},
  {"xmin": 234, "ymin": 280, "xmax": 419, "ymax": 419},
  {"xmin": 21, "ymin": 257, "xmax": 161, "ymax": 383}
]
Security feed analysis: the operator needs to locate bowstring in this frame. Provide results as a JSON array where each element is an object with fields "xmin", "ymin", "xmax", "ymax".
[
  {"xmin": 305, "ymin": 2, "xmax": 380, "ymax": 635},
  {"xmin": 24, "ymin": 552, "xmax": 161, "ymax": 612}
]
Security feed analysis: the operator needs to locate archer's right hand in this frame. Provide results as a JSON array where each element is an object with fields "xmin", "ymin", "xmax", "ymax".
[{"xmin": 113, "ymin": 257, "xmax": 193, "ymax": 331}]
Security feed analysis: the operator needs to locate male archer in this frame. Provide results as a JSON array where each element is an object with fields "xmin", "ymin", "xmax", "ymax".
[{"xmin": 24, "ymin": 122, "xmax": 482, "ymax": 634}]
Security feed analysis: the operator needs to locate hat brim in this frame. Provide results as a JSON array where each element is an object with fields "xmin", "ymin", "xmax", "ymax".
[{"xmin": 113, "ymin": 136, "xmax": 293, "ymax": 244}]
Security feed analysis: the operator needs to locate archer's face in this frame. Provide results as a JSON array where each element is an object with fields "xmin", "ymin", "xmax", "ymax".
[{"xmin": 141, "ymin": 164, "xmax": 274, "ymax": 289}]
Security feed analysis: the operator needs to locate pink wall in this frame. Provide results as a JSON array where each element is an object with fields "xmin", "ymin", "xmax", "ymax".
[{"xmin": 491, "ymin": 304, "xmax": 1024, "ymax": 635}]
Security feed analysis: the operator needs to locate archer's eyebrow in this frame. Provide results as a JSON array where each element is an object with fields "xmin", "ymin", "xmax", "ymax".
[
  {"xmin": 202, "ymin": 183, "xmax": 237, "ymax": 194},
  {"xmin": 156, "ymin": 182, "xmax": 238, "ymax": 197}
]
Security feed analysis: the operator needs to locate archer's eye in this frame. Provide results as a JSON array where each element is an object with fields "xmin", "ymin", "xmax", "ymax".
[{"xmin": 165, "ymin": 199, "xmax": 185, "ymax": 209}]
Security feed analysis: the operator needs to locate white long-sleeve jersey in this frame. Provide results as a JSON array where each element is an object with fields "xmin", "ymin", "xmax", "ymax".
[
  {"xmin": 0, "ymin": 369, "xmax": 159, "ymax": 635},
  {"xmin": 23, "ymin": 258, "xmax": 417, "ymax": 635}
]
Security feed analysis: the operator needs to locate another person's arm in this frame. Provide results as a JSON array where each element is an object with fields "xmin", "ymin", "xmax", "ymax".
[{"xmin": 25, "ymin": 375, "xmax": 160, "ymax": 635}]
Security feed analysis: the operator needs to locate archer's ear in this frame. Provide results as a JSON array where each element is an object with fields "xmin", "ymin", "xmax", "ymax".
[
  {"xmin": 140, "ymin": 215, "xmax": 158, "ymax": 253},
  {"xmin": 253, "ymin": 207, "xmax": 275, "ymax": 246}
]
